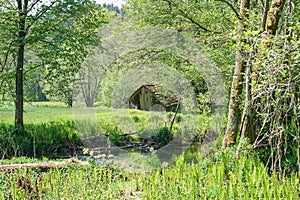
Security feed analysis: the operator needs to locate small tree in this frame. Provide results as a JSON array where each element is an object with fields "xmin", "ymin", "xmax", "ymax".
[
  {"xmin": 78, "ymin": 46, "xmax": 106, "ymax": 107},
  {"xmin": 0, "ymin": 0, "xmax": 106, "ymax": 133}
]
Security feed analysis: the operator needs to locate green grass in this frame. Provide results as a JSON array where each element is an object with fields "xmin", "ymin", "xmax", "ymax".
[
  {"xmin": 0, "ymin": 102, "xmax": 202, "ymax": 139},
  {"xmin": 0, "ymin": 151, "xmax": 299, "ymax": 199},
  {"xmin": 0, "ymin": 105, "xmax": 73, "ymax": 124},
  {"xmin": 0, "ymin": 102, "xmax": 200, "ymax": 158},
  {"xmin": 0, "ymin": 102, "xmax": 299, "ymax": 199},
  {"xmin": 0, "ymin": 102, "xmax": 164, "ymax": 125},
  {"xmin": 0, "ymin": 101, "xmax": 224, "ymax": 161}
]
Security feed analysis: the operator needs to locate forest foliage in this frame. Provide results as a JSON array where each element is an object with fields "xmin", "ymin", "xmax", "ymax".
[
  {"xmin": 0, "ymin": 0, "xmax": 300, "ymax": 199},
  {"xmin": 123, "ymin": 0, "xmax": 300, "ymax": 174},
  {"xmin": 0, "ymin": 0, "xmax": 299, "ymax": 190}
]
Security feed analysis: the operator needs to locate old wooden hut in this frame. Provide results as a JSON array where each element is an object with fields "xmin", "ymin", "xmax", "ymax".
[{"xmin": 129, "ymin": 85, "xmax": 180, "ymax": 112}]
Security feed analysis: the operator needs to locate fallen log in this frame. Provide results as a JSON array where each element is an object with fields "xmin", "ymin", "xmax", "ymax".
[
  {"xmin": 0, "ymin": 158, "xmax": 90, "ymax": 172},
  {"xmin": 119, "ymin": 131, "xmax": 137, "ymax": 137}
]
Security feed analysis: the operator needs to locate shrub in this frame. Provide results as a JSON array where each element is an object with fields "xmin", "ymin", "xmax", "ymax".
[{"xmin": 154, "ymin": 127, "xmax": 172, "ymax": 145}]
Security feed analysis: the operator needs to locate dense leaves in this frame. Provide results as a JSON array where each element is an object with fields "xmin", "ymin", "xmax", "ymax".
[
  {"xmin": 125, "ymin": 0, "xmax": 300, "ymax": 174},
  {"xmin": 0, "ymin": 0, "xmax": 106, "ymax": 109}
]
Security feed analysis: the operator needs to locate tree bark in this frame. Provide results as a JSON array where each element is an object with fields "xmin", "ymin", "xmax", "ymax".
[
  {"xmin": 15, "ymin": 0, "xmax": 28, "ymax": 134},
  {"xmin": 223, "ymin": 0, "xmax": 250, "ymax": 147},
  {"xmin": 262, "ymin": 0, "xmax": 271, "ymax": 30},
  {"xmin": 236, "ymin": 64, "xmax": 252, "ymax": 158},
  {"xmin": 263, "ymin": 0, "xmax": 286, "ymax": 37}
]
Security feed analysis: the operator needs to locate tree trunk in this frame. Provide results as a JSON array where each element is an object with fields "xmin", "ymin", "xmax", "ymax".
[
  {"xmin": 223, "ymin": 0, "xmax": 250, "ymax": 147},
  {"xmin": 15, "ymin": 0, "xmax": 28, "ymax": 134},
  {"xmin": 262, "ymin": 0, "xmax": 271, "ymax": 30},
  {"xmin": 237, "ymin": 0, "xmax": 286, "ymax": 150},
  {"xmin": 263, "ymin": 0, "xmax": 286, "ymax": 37},
  {"xmin": 15, "ymin": 44, "xmax": 25, "ymax": 132},
  {"xmin": 236, "ymin": 64, "xmax": 252, "ymax": 158}
]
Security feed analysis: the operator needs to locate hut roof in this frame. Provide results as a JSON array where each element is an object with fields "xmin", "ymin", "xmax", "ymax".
[{"xmin": 134, "ymin": 84, "xmax": 180, "ymax": 107}]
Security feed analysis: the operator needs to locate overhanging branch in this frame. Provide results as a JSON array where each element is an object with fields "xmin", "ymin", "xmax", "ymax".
[
  {"xmin": 215, "ymin": 0, "xmax": 243, "ymax": 20},
  {"xmin": 164, "ymin": 0, "xmax": 215, "ymax": 33}
]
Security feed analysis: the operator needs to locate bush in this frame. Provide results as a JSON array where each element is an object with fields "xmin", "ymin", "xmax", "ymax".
[{"xmin": 154, "ymin": 127, "xmax": 172, "ymax": 145}]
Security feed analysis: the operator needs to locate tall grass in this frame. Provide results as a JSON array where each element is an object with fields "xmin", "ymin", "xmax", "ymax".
[
  {"xmin": 0, "ymin": 121, "xmax": 81, "ymax": 158},
  {"xmin": 0, "ymin": 150, "xmax": 298, "ymax": 199}
]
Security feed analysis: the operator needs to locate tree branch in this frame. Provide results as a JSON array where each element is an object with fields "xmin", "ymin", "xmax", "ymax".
[
  {"xmin": 164, "ymin": 0, "xmax": 215, "ymax": 33},
  {"xmin": 26, "ymin": 0, "xmax": 41, "ymax": 14},
  {"xmin": 215, "ymin": 0, "xmax": 243, "ymax": 20},
  {"xmin": 34, "ymin": 0, "xmax": 58, "ymax": 21},
  {"xmin": 39, "ymin": 39, "xmax": 61, "ymax": 50},
  {"xmin": 24, "ymin": 63, "xmax": 43, "ymax": 74},
  {"xmin": 0, "ymin": 41, "xmax": 15, "ymax": 73}
]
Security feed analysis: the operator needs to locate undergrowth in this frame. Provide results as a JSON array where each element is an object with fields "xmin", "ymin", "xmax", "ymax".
[{"xmin": 0, "ymin": 149, "xmax": 298, "ymax": 199}]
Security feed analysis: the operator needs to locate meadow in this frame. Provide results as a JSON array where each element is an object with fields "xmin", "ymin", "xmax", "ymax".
[
  {"xmin": 0, "ymin": 101, "xmax": 202, "ymax": 159},
  {"xmin": 0, "ymin": 102, "xmax": 299, "ymax": 199}
]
